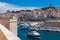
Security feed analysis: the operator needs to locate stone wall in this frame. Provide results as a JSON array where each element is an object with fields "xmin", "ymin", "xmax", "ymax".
[
  {"xmin": 44, "ymin": 22, "xmax": 60, "ymax": 27},
  {"xmin": 0, "ymin": 19, "xmax": 10, "ymax": 30},
  {"xmin": 0, "ymin": 19, "xmax": 18, "ymax": 35}
]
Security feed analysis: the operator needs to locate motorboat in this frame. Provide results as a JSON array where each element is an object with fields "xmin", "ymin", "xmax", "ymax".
[
  {"xmin": 20, "ymin": 26, "xmax": 29, "ymax": 30},
  {"xmin": 27, "ymin": 31, "xmax": 41, "ymax": 38},
  {"xmin": 19, "ymin": 22, "xmax": 29, "ymax": 30}
]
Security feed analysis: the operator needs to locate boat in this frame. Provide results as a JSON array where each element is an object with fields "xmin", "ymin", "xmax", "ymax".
[
  {"xmin": 19, "ymin": 22, "xmax": 29, "ymax": 30},
  {"xmin": 17, "ymin": 22, "xmax": 20, "ymax": 25},
  {"xmin": 30, "ymin": 26, "xmax": 38, "ymax": 31},
  {"xmin": 27, "ymin": 31, "xmax": 41, "ymax": 38},
  {"xmin": 20, "ymin": 26, "xmax": 29, "ymax": 30}
]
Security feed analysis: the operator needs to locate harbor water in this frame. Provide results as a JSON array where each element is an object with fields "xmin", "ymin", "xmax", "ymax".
[{"xmin": 18, "ymin": 27, "xmax": 60, "ymax": 40}]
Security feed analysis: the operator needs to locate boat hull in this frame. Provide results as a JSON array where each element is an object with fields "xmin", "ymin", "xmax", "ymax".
[
  {"xmin": 20, "ymin": 28, "xmax": 29, "ymax": 30},
  {"xmin": 27, "ymin": 34, "xmax": 41, "ymax": 38}
]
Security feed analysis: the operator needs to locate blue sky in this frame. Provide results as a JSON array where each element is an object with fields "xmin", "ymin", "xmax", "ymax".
[{"xmin": 0, "ymin": 0, "xmax": 60, "ymax": 8}]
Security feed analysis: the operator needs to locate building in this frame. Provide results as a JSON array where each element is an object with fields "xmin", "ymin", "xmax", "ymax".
[
  {"xmin": 44, "ymin": 20, "xmax": 60, "ymax": 27},
  {"xmin": 0, "ymin": 24, "xmax": 20, "ymax": 40},
  {"xmin": 0, "ymin": 16, "xmax": 18, "ymax": 35},
  {"xmin": 41, "ymin": 20, "xmax": 60, "ymax": 31}
]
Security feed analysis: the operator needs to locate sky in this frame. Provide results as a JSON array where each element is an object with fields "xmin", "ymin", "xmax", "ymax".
[
  {"xmin": 0, "ymin": 0, "xmax": 60, "ymax": 13},
  {"xmin": 0, "ymin": 0, "xmax": 60, "ymax": 8}
]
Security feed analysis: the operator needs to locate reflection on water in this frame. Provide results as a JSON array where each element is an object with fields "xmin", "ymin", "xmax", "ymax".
[
  {"xmin": 27, "ymin": 37, "xmax": 41, "ymax": 40},
  {"xmin": 17, "ymin": 27, "xmax": 41, "ymax": 40},
  {"xmin": 17, "ymin": 27, "xmax": 60, "ymax": 40}
]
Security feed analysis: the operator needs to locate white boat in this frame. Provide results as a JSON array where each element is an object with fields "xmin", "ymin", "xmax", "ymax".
[
  {"xmin": 19, "ymin": 22, "xmax": 29, "ymax": 30},
  {"xmin": 27, "ymin": 31, "xmax": 41, "ymax": 38}
]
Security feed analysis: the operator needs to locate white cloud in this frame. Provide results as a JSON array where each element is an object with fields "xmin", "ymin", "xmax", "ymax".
[{"xmin": 0, "ymin": 2, "xmax": 39, "ymax": 13}]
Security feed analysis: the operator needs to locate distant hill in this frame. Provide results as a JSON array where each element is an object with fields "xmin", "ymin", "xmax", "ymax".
[{"xmin": 0, "ymin": 2, "xmax": 38, "ymax": 13}]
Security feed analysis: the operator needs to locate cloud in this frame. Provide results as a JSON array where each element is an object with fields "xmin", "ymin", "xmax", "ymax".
[{"xmin": 0, "ymin": 2, "xmax": 39, "ymax": 13}]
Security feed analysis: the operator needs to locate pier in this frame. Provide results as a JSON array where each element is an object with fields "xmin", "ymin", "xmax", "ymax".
[{"xmin": 19, "ymin": 21, "xmax": 60, "ymax": 32}]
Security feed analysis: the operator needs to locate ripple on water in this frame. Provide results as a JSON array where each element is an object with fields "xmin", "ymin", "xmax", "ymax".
[{"xmin": 18, "ymin": 27, "xmax": 60, "ymax": 40}]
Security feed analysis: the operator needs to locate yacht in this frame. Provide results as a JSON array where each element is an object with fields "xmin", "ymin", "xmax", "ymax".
[
  {"xmin": 19, "ymin": 22, "xmax": 29, "ymax": 30},
  {"xmin": 27, "ymin": 31, "xmax": 41, "ymax": 38}
]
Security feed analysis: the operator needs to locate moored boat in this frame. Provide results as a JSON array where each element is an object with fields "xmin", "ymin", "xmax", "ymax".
[
  {"xmin": 19, "ymin": 22, "xmax": 29, "ymax": 30},
  {"xmin": 27, "ymin": 31, "xmax": 41, "ymax": 38}
]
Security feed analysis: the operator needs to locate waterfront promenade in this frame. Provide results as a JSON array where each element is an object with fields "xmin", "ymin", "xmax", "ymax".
[{"xmin": 19, "ymin": 21, "xmax": 60, "ymax": 32}]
